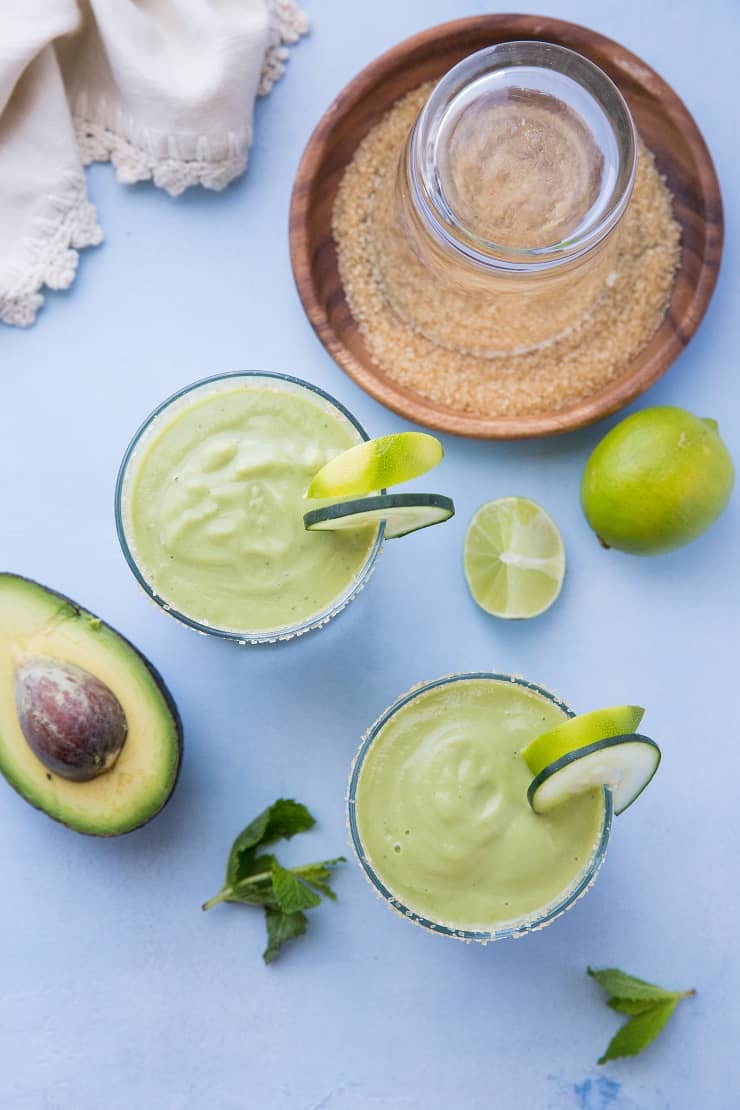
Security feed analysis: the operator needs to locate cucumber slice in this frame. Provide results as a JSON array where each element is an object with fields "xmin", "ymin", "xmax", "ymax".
[
  {"xmin": 523, "ymin": 706, "xmax": 645, "ymax": 776},
  {"xmin": 304, "ymin": 493, "xmax": 454, "ymax": 539},
  {"xmin": 527, "ymin": 733, "xmax": 661, "ymax": 816}
]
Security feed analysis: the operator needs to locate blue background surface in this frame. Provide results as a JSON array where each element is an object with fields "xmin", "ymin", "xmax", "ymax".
[{"xmin": 1, "ymin": 2, "xmax": 737, "ymax": 1107}]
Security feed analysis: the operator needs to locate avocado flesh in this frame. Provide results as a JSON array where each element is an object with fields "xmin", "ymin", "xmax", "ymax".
[{"xmin": 0, "ymin": 574, "xmax": 182, "ymax": 835}]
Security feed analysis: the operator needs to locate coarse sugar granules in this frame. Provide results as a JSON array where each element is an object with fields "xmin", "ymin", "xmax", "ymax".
[{"xmin": 333, "ymin": 84, "xmax": 681, "ymax": 419}]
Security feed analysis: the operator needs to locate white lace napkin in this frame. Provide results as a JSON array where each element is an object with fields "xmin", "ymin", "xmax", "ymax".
[{"xmin": 0, "ymin": 0, "xmax": 308, "ymax": 327}]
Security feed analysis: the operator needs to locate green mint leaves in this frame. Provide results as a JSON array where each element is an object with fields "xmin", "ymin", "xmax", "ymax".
[
  {"xmin": 264, "ymin": 907, "xmax": 308, "ymax": 964},
  {"xmin": 203, "ymin": 799, "xmax": 345, "ymax": 964},
  {"xmin": 588, "ymin": 967, "xmax": 695, "ymax": 1064}
]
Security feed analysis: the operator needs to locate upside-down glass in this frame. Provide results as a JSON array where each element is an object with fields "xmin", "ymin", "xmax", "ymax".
[
  {"xmin": 115, "ymin": 372, "xmax": 384, "ymax": 644},
  {"xmin": 378, "ymin": 41, "xmax": 637, "ymax": 355},
  {"xmin": 348, "ymin": 673, "xmax": 613, "ymax": 942}
]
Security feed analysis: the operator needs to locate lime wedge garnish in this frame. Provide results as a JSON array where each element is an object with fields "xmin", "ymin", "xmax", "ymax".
[
  {"xmin": 526, "ymin": 734, "xmax": 661, "ymax": 816},
  {"xmin": 306, "ymin": 433, "xmax": 443, "ymax": 499},
  {"xmin": 463, "ymin": 497, "xmax": 565, "ymax": 619},
  {"xmin": 304, "ymin": 493, "xmax": 454, "ymax": 539},
  {"xmin": 523, "ymin": 706, "xmax": 646, "ymax": 776}
]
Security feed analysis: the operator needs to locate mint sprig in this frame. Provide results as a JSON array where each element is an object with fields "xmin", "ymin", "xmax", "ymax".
[
  {"xmin": 203, "ymin": 799, "xmax": 345, "ymax": 963},
  {"xmin": 588, "ymin": 967, "xmax": 695, "ymax": 1064}
]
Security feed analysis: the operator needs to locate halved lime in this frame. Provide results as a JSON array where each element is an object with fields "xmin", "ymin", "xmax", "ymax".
[
  {"xmin": 527, "ymin": 734, "xmax": 661, "ymax": 816},
  {"xmin": 463, "ymin": 497, "xmax": 565, "ymax": 619},
  {"xmin": 304, "ymin": 493, "xmax": 454, "ymax": 539},
  {"xmin": 523, "ymin": 706, "xmax": 645, "ymax": 776},
  {"xmin": 306, "ymin": 432, "xmax": 443, "ymax": 499}
]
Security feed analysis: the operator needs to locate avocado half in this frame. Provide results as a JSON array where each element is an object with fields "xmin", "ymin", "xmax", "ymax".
[{"xmin": 0, "ymin": 574, "xmax": 182, "ymax": 836}]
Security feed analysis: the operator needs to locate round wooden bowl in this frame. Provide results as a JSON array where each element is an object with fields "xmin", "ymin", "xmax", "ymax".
[{"xmin": 290, "ymin": 15, "xmax": 723, "ymax": 439}]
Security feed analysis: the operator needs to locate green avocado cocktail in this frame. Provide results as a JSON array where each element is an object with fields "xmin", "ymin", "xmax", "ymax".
[
  {"xmin": 116, "ymin": 373, "xmax": 383, "ymax": 642},
  {"xmin": 348, "ymin": 673, "xmax": 612, "ymax": 940}
]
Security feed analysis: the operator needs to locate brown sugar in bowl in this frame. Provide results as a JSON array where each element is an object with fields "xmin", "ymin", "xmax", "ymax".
[{"xmin": 289, "ymin": 14, "xmax": 723, "ymax": 439}]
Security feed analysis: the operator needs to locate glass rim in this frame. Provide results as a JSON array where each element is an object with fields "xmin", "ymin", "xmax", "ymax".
[
  {"xmin": 347, "ymin": 672, "xmax": 613, "ymax": 942},
  {"xmin": 114, "ymin": 370, "xmax": 385, "ymax": 644},
  {"xmin": 410, "ymin": 40, "xmax": 638, "ymax": 272}
]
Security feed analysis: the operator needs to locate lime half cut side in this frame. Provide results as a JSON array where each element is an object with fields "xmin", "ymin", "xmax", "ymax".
[
  {"xmin": 463, "ymin": 497, "xmax": 565, "ymax": 619},
  {"xmin": 306, "ymin": 432, "xmax": 443, "ymax": 499},
  {"xmin": 304, "ymin": 493, "xmax": 454, "ymax": 539},
  {"xmin": 523, "ymin": 706, "xmax": 646, "ymax": 776},
  {"xmin": 528, "ymin": 734, "xmax": 661, "ymax": 816}
]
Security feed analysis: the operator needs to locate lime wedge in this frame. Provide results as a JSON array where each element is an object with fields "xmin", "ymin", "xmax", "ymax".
[
  {"xmin": 523, "ymin": 706, "xmax": 645, "ymax": 776},
  {"xmin": 304, "ymin": 493, "xmax": 454, "ymax": 539},
  {"xmin": 306, "ymin": 433, "xmax": 443, "ymax": 499},
  {"xmin": 527, "ymin": 734, "xmax": 661, "ymax": 816},
  {"xmin": 463, "ymin": 497, "xmax": 565, "ymax": 619}
]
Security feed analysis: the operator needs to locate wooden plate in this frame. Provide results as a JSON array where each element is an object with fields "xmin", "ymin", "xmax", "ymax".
[{"xmin": 289, "ymin": 15, "xmax": 723, "ymax": 439}]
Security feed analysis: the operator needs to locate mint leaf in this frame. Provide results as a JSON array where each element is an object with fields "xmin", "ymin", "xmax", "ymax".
[
  {"xmin": 588, "ymin": 966, "xmax": 676, "ymax": 1003},
  {"xmin": 271, "ymin": 863, "xmax": 322, "ymax": 913},
  {"xmin": 226, "ymin": 800, "xmax": 315, "ymax": 886},
  {"xmin": 589, "ymin": 966, "xmax": 696, "ymax": 1064},
  {"xmin": 263, "ymin": 908, "xmax": 308, "ymax": 964},
  {"xmin": 237, "ymin": 852, "xmax": 278, "ymax": 880},
  {"xmin": 598, "ymin": 999, "xmax": 678, "ymax": 1064},
  {"xmin": 254, "ymin": 799, "xmax": 316, "ymax": 844},
  {"xmin": 295, "ymin": 857, "xmax": 346, "ymax": 900},
  {"xmin": 203, "ymin": 799, "xmax": 344, "ymax": 962},
  {"xmin": 607, "ymin": 998, "xmax": 662, "ymax": 1016},
  {"xmin": 203, "ymin": 853, "xmax": 278, "ymax": 911}
]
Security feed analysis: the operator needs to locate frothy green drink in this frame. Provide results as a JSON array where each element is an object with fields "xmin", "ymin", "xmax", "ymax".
[
  {"xmin": 117, "ymin": 374, "xmax": 381, "ymax": 640},
  {"xmin": 350, "ymin": 674, "xmax": 608, "ymax": 937}
]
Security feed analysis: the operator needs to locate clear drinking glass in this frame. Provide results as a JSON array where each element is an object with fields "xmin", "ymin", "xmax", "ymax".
[
  {"xmin": 115, "ymin": 372, "xmax": 384, "ymax": 644},
  {"xmin": 348, "ymin": 673, "xmax": 613, "ymax": 942},
  {"xmin": 379, "ymin": 42, "xmax": 637, "ymax": 355}
]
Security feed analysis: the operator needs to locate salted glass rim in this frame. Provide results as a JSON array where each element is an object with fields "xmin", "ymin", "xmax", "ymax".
[
  {"xmin": 347, "ymin": 672, "xmax": 613, "ymax": 942},
  {"xmin": 114, "ymin": 370, "xmax": 385, "ymax": 644}
]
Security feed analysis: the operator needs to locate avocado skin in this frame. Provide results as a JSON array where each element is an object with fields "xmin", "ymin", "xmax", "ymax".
[{"xmin": 0, "ymin": 574, "xmax": 183, "ymax": 836}]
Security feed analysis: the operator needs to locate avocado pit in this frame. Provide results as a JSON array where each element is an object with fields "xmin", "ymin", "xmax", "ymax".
[{"xmin": 14, "ymin": 656, "xmax": 128, "ymax": 782}]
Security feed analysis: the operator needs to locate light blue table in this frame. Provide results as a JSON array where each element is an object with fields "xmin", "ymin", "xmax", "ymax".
[{"xmin": 1, "ymin": 2, "xmax": 737, "ymax": 1107}]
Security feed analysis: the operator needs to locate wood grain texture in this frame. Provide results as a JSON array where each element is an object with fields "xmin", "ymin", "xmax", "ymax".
[{"xmin": 289, "ymin": 15, "xmax": 723, "ymax": 439}]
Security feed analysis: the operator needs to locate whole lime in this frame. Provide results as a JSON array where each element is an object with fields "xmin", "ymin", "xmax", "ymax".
[{"xmin": 581, "ymin": 406, "xmax": 734, "ymax": 555}]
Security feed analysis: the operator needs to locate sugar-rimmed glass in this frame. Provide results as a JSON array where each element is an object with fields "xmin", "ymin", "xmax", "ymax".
[
  {"xmin": 115, "ymin": 371, "xmax": 384, "ymax": 644},
  {"xmin": 348, "ymin": 672, "xmax": 612, "ymax": 942}
]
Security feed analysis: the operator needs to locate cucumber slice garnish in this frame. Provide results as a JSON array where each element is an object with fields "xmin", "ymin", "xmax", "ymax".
[
  {"xmin": 306, "ymin": 433, "xmax": 443, "ymax": 499},
  {"xmin": 523, "ymin": 706, "xmax": 645, "ymax": 776},
  {"xmin": 304, "ymin": 493, "xmax": 455, "ymax": 539},
  {"xmin": 527, "ymin": 734, "xmax": 661, "ymax": 816}
]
